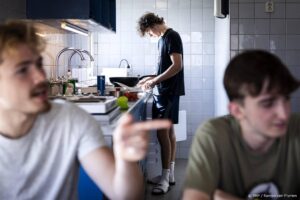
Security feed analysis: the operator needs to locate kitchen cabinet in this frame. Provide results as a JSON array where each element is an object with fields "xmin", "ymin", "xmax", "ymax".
[
  {"xmin": 26, "ymin": 0, "xmax": 116, "ymax": 32},
  {"xmin": 90, "ymin": 0, "xmax": 116, "ymax": 32}
]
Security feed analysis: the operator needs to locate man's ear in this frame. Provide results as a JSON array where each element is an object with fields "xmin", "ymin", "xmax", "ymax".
[{"xmin": 228, "ymin": 101, "xmax": 244, "ymax": 120}]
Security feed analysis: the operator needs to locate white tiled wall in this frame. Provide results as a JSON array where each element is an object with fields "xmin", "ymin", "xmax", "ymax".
[
  {"xmin": 94, "ymin": 0, "xmax": 216, "ymax": 159},
  {"xmin": 230, "ymin": 0, "xmax": 300, "ymax": 113}
]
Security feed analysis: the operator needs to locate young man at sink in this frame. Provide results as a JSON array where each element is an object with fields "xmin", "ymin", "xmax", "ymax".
[
  {"xmin": 0, "ymin": 21, "xmax": 171, "ymax": 199},
  {"xmin": 137, "ymin": 12, "xmax": 185, "ymax": 194}
]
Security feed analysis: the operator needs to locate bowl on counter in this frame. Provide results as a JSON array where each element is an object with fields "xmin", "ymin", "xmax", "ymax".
[
  {"xmin": 109, "ymin": 77, "xmax": 139, "ymax": 87},
  {"xmin": 109, "ymin": 75, "xmax": 155, "ymax": 87}
]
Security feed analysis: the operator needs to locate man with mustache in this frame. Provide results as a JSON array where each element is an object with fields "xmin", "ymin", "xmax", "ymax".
[
  {"xmin": 183, "ymin": 50, "xmax": 300, "ymax": 199},
  {"xmin": 0, "ymin": 21, "xmax": 171, "ymax": 200}
]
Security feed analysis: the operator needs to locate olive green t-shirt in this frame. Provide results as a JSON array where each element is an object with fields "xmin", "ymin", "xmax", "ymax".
[{"xmin": 184, "ymin": 114, "xmax": 300, "ymax": 198}]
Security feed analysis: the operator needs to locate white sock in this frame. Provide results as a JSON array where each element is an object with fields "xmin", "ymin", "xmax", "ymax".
[
  {"xmin": 162, "ymin": 169, "xmax": 170, "ymax": 183},
  {"xmin": 170, "ymin": 161, "xmax": 175, "ymax": 182},
  {"xmin": 170, "ymin": 161, "xmax": 175, "ymax": 174}
]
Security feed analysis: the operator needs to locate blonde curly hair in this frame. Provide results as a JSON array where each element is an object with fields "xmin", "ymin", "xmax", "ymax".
[{"xmin": 0, "ymin": 20, "xmax": 45, "ymax": 63}]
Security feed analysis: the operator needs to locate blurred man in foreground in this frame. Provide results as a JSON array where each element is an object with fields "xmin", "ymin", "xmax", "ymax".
[
  {"xmin": 183, "ymin": 50, "xmax": 300, "ymax": 199},
  {"xmin": 0, "ymin": 21, "xmax": 171, "ymax": 200}
]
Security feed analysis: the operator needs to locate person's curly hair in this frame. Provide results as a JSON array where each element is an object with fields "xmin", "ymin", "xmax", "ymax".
[
  {"xmin": 137, "ymin": 12, "xmax": 165, "ymax": 37},
  {"xmin": 0, "ymin": 20, "xmax": 45, "ymax": 64}
]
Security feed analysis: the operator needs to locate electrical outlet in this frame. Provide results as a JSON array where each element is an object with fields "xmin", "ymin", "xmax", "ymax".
[{"xmin": 265, "ymin": 1, "xmax": 274, "ymax": 13}]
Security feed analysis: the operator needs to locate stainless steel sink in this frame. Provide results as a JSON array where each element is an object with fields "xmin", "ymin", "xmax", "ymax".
[{"xmin": 49, "ymin": 96, "xmax": 117, "ymax": 114}]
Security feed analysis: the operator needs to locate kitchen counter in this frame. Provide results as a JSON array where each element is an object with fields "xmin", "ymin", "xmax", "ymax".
[{"xmin": 95, "ymin": 92, "xmax": 153, "ymax": 136}]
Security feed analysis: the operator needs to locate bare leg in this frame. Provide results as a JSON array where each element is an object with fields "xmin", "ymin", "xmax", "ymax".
[
  {"xmin": 169, "ymin": 125, "xmax": 176, "ymax": 162},
  {"xmin": 157, "ymin": 128, "xmax": 171, "ymax": 169}
]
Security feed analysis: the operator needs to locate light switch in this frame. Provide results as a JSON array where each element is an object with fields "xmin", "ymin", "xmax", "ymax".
[{"xmin": 265, "ymin": 1, "xmax": 274, "ymax": 13}]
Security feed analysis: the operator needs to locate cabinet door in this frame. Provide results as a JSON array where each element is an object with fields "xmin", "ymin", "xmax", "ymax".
[
  {"xmin": 90, "ymin": 0, "xmax": 116, "ymax": 32},
  {"xmin": 27, "ymin": 0, "xmax": 89, "ymax": 19}
]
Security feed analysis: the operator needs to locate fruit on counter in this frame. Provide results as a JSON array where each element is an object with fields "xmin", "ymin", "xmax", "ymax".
[
  {"xmin": 123, "ymin": 91, "xmax": 138, "ymax": 101},
  {"xmin": 117, "ymin": 96, "xmax": 129, "ymax": 109}
]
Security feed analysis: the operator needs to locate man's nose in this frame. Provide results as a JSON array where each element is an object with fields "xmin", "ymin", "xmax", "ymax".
[
  {"xmin": 32, "ymin": 66, "xmax": 46, "ymax": 84},
  {"xmin": 276, "ymin": 101, "xmax": 290, "ymax": 120}
]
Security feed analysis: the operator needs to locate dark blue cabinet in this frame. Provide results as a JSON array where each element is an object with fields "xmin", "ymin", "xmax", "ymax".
[
  {"xmin": 78, "ymin": 166, "xmax": 104, "ymax": 200},
  {"xmin": 90, "ymin": 0, "xmax": 116, "ymax": 32},
  {"xmin": 26, "ymin": 0, "xmax": 116, "ymax": 32}
]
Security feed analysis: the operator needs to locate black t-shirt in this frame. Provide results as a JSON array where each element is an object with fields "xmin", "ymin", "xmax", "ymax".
[{"xmin": 157, "ymin": 28, "xmax": 185, "ymax": 96}]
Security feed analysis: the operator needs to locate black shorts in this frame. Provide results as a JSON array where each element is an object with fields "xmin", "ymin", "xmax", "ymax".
[{"xmin": 152, "ymin": 95, "xmax": 180, "ymax": 124}]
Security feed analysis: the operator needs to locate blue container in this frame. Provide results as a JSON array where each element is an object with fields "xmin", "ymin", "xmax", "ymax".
[{"xmin": 97, "ymin": 75, "xmax": 105, "ymax": 96}]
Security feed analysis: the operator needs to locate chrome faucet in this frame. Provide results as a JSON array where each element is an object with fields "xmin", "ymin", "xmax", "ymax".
[
  {"xmin": 118, "ymin": 59, "xmax": 133, "ymax": 76},
  {"xmin": 68, "ymin": 49, "xmax": 94, "ymax": 68},
  {"xmin": 118, "ymin": 59, "xmax": 130, "ymax": 68},
  {"xmin": 55, "ymin": 47, "xmax": 85, "ymax": 79}
]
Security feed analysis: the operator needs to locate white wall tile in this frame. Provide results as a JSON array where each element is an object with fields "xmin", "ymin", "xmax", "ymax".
[
  {"xmin": 271, "ymin": 3, "xmax": 285, "ymax": 19},
  {"xmin": 203, "ymin": 43, "xmax": 214, "ymax": 54},
  {"xmin": 254, "ymin": 35, "xmax": 270, "ymax": 50},
  {"xmin": 191, "ymin": 0, "xmax": 202, "ymax": 8},
  {"xmin": 180, "ymin": 0, "xmax": 192, "ymax": 9},
  {"xmin": 286, "ymin": 3, "xmax": 300, "ymax": 18},
  {"xmin": 239, "ymin": 19, "xmax": 255, "ymax": 34},
  {"xmin": 230, "ymin": 19, "xmax": 239, "ymax": 34},
  {"xmin": 255, "ymin": 19, "xmax": 270, "ymax": 34},
  {"xmin": 230, "ymin": 35, "xmax": 239, "ymax": 50},
  {"xmin": 191, "ymin": 43, "xmax": 203, "ymax": 54},
  {"xmin": 203, "ymin": 0, "xmax": 213, "ymax": 8},
  {"xmin": 156, "ymin": 0, "xmax": 168, "ymax": 10},
  {"xmin": 286, "ymin": 20, "xmax": 300, "ymax": 34},
  {"xmin": 167, "ymin": 0, "xmax": 179, "ymax": 9},
  {"xmin": 270, "ymin": 19, "xmax": 286, "ymax": 34},
  {"xmin": 239, "ymin": 3, "xmax": 254, "ymax": 18},
  {"xmin": 270, "ymin": 35, "xmax": 286, "ymax": 50},
  {"xmin": 285, "ymin": 50, "xmax": 300, "ymax": 66},
  {"xmin": 255, "ymin": 3, "xmax": 270, "ymax": 18},
  {"xmin": 203, "ymin": 19, "xmax": 215, "ymax": 31},
  {"xmin": 191, "ymin": 55, "xmax": 203, "ymax": 66},
  {"xmin": 190, "ymin": 77, "xmax": 203, "ymax": 89},
  {"xmin": 190, "ymin": 66, "xmax": 203, "ymax": 77},
  {"xmin": 286, "ymin": 35, "xmax": 300, "ymax": 50},
  {"xmin": 230, "ymin": 3, "xmax": 238, "ymax": 19},
  {"xmin": 191, "ymin": 8, "xmax": 203, "ymax": 25},
  {"xmin": 202, "ymin": 32, "xmax": 214, "ymax": 43},
  {"xmin": 239, "ymin": 35, "xmax": 255, "ymax": 49},
  {"xmin": 191, "ymin": 32, "xmax": 203, "ymax": 43}
]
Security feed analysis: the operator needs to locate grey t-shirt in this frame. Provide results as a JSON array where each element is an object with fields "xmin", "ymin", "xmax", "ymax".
[
  {"xmin": 184, "ymin": 114, "xmax": 300, "ymax": 198},
  {"xmin": 0, "ymin": 100, "xmax": 106, "ymax": 200}
]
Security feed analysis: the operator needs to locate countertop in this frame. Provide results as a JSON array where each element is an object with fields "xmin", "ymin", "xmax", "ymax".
[{"xmin": 97, "ymin": 92, "xmax": 153, "ymax": 136}]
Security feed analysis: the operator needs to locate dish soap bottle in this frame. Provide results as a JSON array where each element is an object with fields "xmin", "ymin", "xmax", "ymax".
[{"xmin": 64, "ymin": 69, "xmax": 77, "ymax": 96}]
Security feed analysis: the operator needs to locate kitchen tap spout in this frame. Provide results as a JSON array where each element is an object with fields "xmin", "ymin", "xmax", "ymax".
[
  {"xmin": 55, "ymin": 47, "xmax": 85, "ymax": 79},
  {"xmin": 68, "ymin": 49, "xmax": 94, "ymax": 68},
  {"xmin": 118, "ymin": 59, "xmax": 130, "ymax": 68}
]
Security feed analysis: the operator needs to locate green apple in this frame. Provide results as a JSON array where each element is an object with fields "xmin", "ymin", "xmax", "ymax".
[{"xmin": 117, "ymin": 96, "xmax": 128, "ymax": 109}]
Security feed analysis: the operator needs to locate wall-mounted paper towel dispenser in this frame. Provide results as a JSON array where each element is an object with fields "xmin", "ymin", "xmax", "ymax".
[{"xmin": 214, "ymin": 0, "xmax": 229, "ymax": 18}]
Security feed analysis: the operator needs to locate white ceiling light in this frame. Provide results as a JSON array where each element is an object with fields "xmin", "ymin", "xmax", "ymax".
[{"xmin": 61, "ymin": 22, "xmax": 88, "ymax": 36}]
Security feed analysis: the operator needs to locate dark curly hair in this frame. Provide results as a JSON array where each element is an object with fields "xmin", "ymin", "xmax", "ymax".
[
  {"xmin": 224, "ymin": 50, "xmax": 300, "ymax": 102},
  {"xmin": 137, "ymin": 12, "xmax": 165, "ymax": 37}
]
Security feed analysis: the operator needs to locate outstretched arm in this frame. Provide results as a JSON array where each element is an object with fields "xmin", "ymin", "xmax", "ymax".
[
  {"xmin": 183, "ymin": 189, "xmax": 243, "ymax": 200},
  {"xmin": 183, "ymin": 188, "xmax": 210, "ymax": 200},
  {"xmin": 80, "ymin": 114, "xmax": 171, "ymax": 199}
]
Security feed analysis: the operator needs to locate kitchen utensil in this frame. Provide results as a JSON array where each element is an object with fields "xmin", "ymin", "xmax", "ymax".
[{"xmin": 113, "ymin": 82, "xmax": 141, "ymax": 92}]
